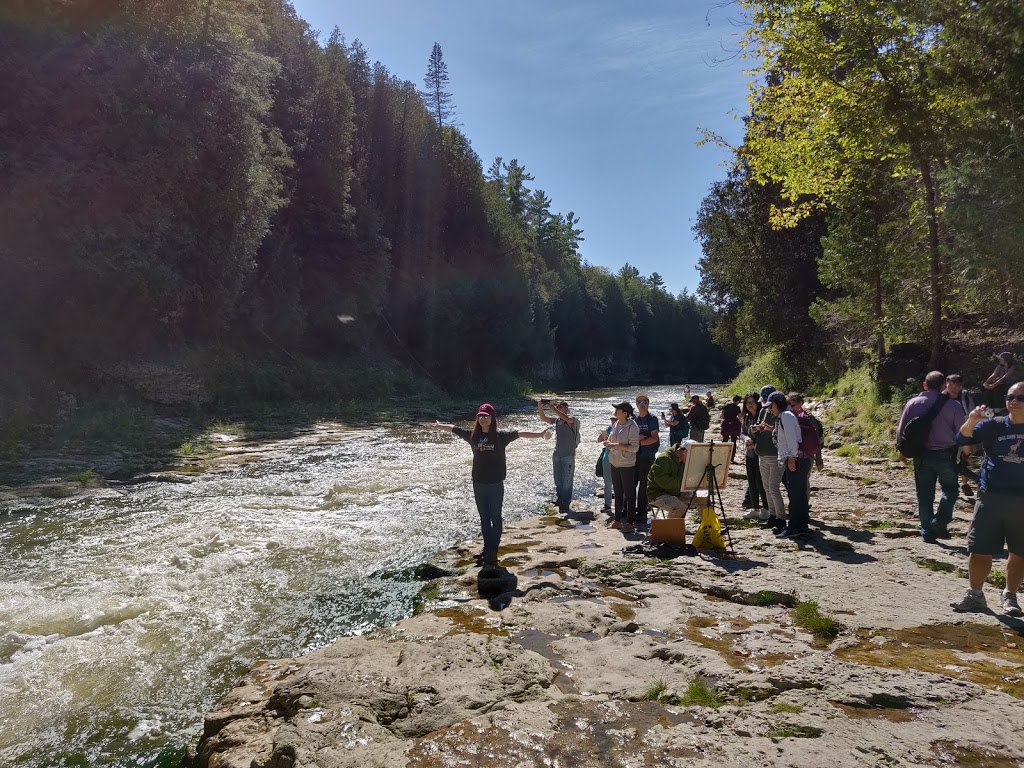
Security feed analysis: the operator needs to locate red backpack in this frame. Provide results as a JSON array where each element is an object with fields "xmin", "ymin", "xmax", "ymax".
[{"xmin": 796, "ymin": 412, "xmax": 821, "ymax": 457}]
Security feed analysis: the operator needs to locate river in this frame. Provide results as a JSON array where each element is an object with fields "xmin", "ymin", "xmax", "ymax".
[{"xmin": 0, "ymin": 385, "xmax": 715, "ymax": 767}]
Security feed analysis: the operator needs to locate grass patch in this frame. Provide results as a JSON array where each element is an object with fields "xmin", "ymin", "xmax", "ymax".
[
  {"xmin": 673, "ymin": 677, "xmax": 725, "ymax": 708},
  {"xmin": 835, "ymin": 444, "xmax": 861, "ymax": 458},
  {"xmin": 767, "ymin": 725, "xmax": 824, "ymax": 739},
  {"xmin": 769, "ymin": 702, "xmax": 804, "ymax": 714},
  {"xmin": 642, "ymin": 680, "xmax": 669, "ymax": 702},
  {"xmin": 864, "ymin": 520, "xmax": 895, "ymax": 530},
  {"xmin": 914, "ymin": 557, "xmax": 957, "ymax": 574},
  {"xmin": 988, "ymin": 570, "xmax": 1007, "ymax": 590},
  {"xmin": 793, "ymin": 600, "xmax": 842, "ymax": 640}
]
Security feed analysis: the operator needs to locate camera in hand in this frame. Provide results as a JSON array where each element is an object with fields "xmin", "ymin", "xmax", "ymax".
[{"xmin": 540, "ymin": 398, "xmax": 551, "ymax": 405}]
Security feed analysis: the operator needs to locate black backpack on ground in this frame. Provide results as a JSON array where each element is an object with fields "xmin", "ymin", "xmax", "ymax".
[{"xmin": 896, "ymin": 395, "xmax": 949, "ymax": 458}]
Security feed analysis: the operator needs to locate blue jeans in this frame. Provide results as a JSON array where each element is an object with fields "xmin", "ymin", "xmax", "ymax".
[
  {"xmin": 472, "ymin": 481, "xmax": 504, "ymax": 561},
  {"xmin": 914, "ymin": 449, "xmax": 959, "ymax": 536},
  {"xmin": 553, "ymin": 454, "xmax": 576, "ymax": 510},
  {"xmin": 602, "ymin": 454, "xmax": 613, "ymax": 509},
  {"xmin": 784, "ymin": 457, "xmax": 812, "ymax": 531}
]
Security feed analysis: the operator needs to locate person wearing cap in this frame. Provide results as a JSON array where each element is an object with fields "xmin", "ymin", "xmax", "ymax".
[
  {"xmin": 983, "ymin": 352, "xmax": 1018, "ymax": 412},
  {"xmin": 752, "ymin": 385, "xmax": 784, "ymax": 529},
  {"xmin": 537, "ymin": 397, "xmax": 581, "ymax": 515},
  {"xmin": 633, "ymin": 393, "xmax": 661, "ymax": 531},
  {"xmin": 605, "ymin": 402, "xmax": 640, "ymax": 533},
  {"xmin": 647, "ymin": 439, "xmax": 697, "ymax": 518},
  {"xmin": 685, "ymin": 395, "xmax": 710, "ymax": 442},
  {"xmin": 951, "ymin": 380, "xmax": 1024, "ymax": 616},
  {"xmin": 896, "ymin": 371, "xmax": 966, "ymax": 542},
  {"xmin": 429, "ymin": 404, "xmax": 552, "ymax": 566}
]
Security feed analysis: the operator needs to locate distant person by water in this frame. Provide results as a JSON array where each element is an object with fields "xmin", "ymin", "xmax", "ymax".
[
  {"xmin": 429, "ymin": 404, "xmax": 552, "ymax": 566},
  {"xmin": 983, "ymin": 351, "xmax": 1018, "ymax": 412},
  {"xmin": 686, "ymin": 395, "xmax": 710, "ymax": 442},
  {"xmin": 661, "ymin": 403, "xmax": 689, "ymax": 445},
  {"xmin": 720, "ymin": 395, "xmax": 742, "ymax": 461},
  {"xmin": 633, "ymin": 393, "xmax": 660, "ymax": 532},
  {"xmin": 705, "ymin": 391, "xmax": 717, "ymax": 409}
]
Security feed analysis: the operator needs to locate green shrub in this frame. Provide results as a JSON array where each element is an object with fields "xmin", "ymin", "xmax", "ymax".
[
  {"xmin": 727, "ymin": 348, "xmax": 798, "ymax": 397},
  {"xmin": 835, "ymin": 444, "xmax": 860, "ymax": 458}
]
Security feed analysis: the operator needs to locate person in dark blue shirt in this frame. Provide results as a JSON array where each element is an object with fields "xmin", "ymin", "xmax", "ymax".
[
  {"xmin": 632, "ymin": 393, "xmax": 660, "ymax": 532},
  {"xmin": 951, "ymin": 381, "xmax": 1024, "ymax": 616}
]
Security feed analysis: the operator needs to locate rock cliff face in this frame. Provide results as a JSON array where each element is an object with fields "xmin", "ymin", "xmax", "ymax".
[{"xmin": 185, "ymin": 452, "xmax": 1024, "ymax": 767}]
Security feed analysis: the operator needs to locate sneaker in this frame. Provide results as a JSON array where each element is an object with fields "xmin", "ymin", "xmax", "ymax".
[
  {"xmin": 961, "ymin": 483, "xmax": 974, "ymax": 497},
  {"xmin": 602, "ymin": 506, "xmax": 612, "ymax": 514},
  {"xmin": 1001, "ymin": 590, "xmax": 1023, "ymax": 617},
  {"xmin": 934, "ymin": 527, "xmax": 952, "ymax": 540},
  {"xmin": 743, "ymin": 508, "xmax": 763, "ymax": 520},
  {"xmin": 951, "ymin": 590, "xmax": 988, "ymax": 613},
  {"xmin": 620, "ymin": 522, "xmax": 636, "ymax": 534},
  {"xmin": 775, "ymin": 526, "xmax": 803, "ymax": 539},
  {"xmin": 759, "ymin": 516, "xmax": 779, "ymax": 528}
]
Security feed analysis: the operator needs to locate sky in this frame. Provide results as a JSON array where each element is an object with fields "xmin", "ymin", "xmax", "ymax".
[{"xmin": 291, "ymin": 1, "xmax": 752, "ymax": 295}]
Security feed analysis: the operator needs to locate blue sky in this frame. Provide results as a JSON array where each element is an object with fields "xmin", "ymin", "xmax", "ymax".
[{"xmin": 291, "ymin": 1, "xmax": 751, "ymax": 294}]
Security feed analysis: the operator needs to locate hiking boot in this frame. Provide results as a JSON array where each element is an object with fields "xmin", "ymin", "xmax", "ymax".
[
  {"xmin": 951, "ymin": 590, "xmax": 988, "ymax": 613},
  {"xmin": 1001, "ymin": 590, "xmax": 1023, "ymax": 618},
  {"xmin": 609, "ymin": 520, "xmax": 622, "ymax": 530},
  {"xmin": 934, "ymin": 527, "xmax": 952, "ymax": 540},
  {"xmin": 961, "ymin": 483, "xmax": 974, "ymax": 497},
  {"xmin": 620, "ymin": 522, "xmax": 636, "ymax": 534}
]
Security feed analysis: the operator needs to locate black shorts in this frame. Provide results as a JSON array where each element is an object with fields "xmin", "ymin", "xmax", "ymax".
[{"xmin": 967, "ymin": 491, "xmax": 1024, "ymax": 557}]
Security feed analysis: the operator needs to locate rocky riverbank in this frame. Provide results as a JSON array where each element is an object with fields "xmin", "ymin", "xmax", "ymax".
[{"xmin": 183, "ymin": 450, "xmax": 1024, "ymax": 768}]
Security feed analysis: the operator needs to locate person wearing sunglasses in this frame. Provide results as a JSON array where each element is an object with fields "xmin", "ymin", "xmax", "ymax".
[
  {"xmin": 429, "ymin": 404, "xmax": 552, "ymax": 567},
  {"xmin": 633, "ymin": 393, "xmax": 660, "ymax": 533},
  {"xmin": 952, "ymin": 382, "xmax": 1024, "ymax": 616}
]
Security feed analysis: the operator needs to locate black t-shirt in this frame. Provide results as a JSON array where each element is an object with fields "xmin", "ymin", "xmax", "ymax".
[
  {"xmin": 722, "ymin": 403, "xmax": 741, "ymax": 422},
  {"xmin": 634, "ymin": 413, "xmax": 660, "ymax": 459},
  {"xmin": 452, "ymin": 427, "xmax": 519, "ymax": 484}
]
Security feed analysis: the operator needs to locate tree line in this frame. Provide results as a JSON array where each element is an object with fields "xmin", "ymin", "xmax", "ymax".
[
  {"xmin": 0, "ymin": 0, "xmax": 733, "ymax": 434},
  {"xmin": 696, "ymin": 0, "xmax": 1024, "ymax": 381}
]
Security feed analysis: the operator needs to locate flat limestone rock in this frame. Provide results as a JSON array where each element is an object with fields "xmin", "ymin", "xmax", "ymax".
[{"xmin": 185, "ymin": 449, "xmax": 1024, "ymax": 768}]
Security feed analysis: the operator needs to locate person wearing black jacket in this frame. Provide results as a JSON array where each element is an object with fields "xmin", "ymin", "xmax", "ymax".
[{"xmin": 429, "ymin": 404, "xmax": 552, "ymax": 565}]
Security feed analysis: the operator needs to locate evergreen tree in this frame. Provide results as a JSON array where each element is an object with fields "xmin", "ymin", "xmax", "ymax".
[{"xmin": 419, "ymin": 42, "xmax": 455, "ymax": 127}]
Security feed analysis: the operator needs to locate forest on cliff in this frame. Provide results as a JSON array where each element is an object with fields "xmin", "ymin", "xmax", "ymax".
[
  {"xmin": 696, "ymin": 0, "xmax": 1024, "ymax": 387},
  {"xmin": 0, "ymin": 0, "xmax": 734, "ymax": 446}
]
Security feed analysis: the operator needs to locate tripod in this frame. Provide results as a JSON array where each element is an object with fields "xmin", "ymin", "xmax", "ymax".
[{"xmin": 682, "ymin": 441, "xmax": 737, "ymax": 558}]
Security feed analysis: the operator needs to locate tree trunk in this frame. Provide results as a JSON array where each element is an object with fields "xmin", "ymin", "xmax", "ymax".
[
  {"xmin": 920, "ymin": 157, "xmax": 942, "ymax": 370},
  {"xmin": 872, "ymin": 208, "xmax": 885, "ymax": 360}
]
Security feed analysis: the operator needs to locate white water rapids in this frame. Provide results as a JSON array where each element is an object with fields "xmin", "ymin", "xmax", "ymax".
[{"xmin": 0, "ymin": 385, "xmax": 713, "ymax": 766}]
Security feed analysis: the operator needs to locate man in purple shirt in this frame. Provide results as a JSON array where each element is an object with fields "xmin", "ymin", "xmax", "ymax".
[{"xmin": 896, "ymin": 370, "xmax": 967, "ymax": 542}]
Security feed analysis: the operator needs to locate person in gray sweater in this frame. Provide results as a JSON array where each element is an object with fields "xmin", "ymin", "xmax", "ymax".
[{"xmin": 605, "ymin": 401, "xmax": 640, "ymax": 533}]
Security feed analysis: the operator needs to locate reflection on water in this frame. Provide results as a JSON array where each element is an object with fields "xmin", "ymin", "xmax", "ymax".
[{"xmin": 0, "ymin": 385, "xmax": 710, "ymax": 766}]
